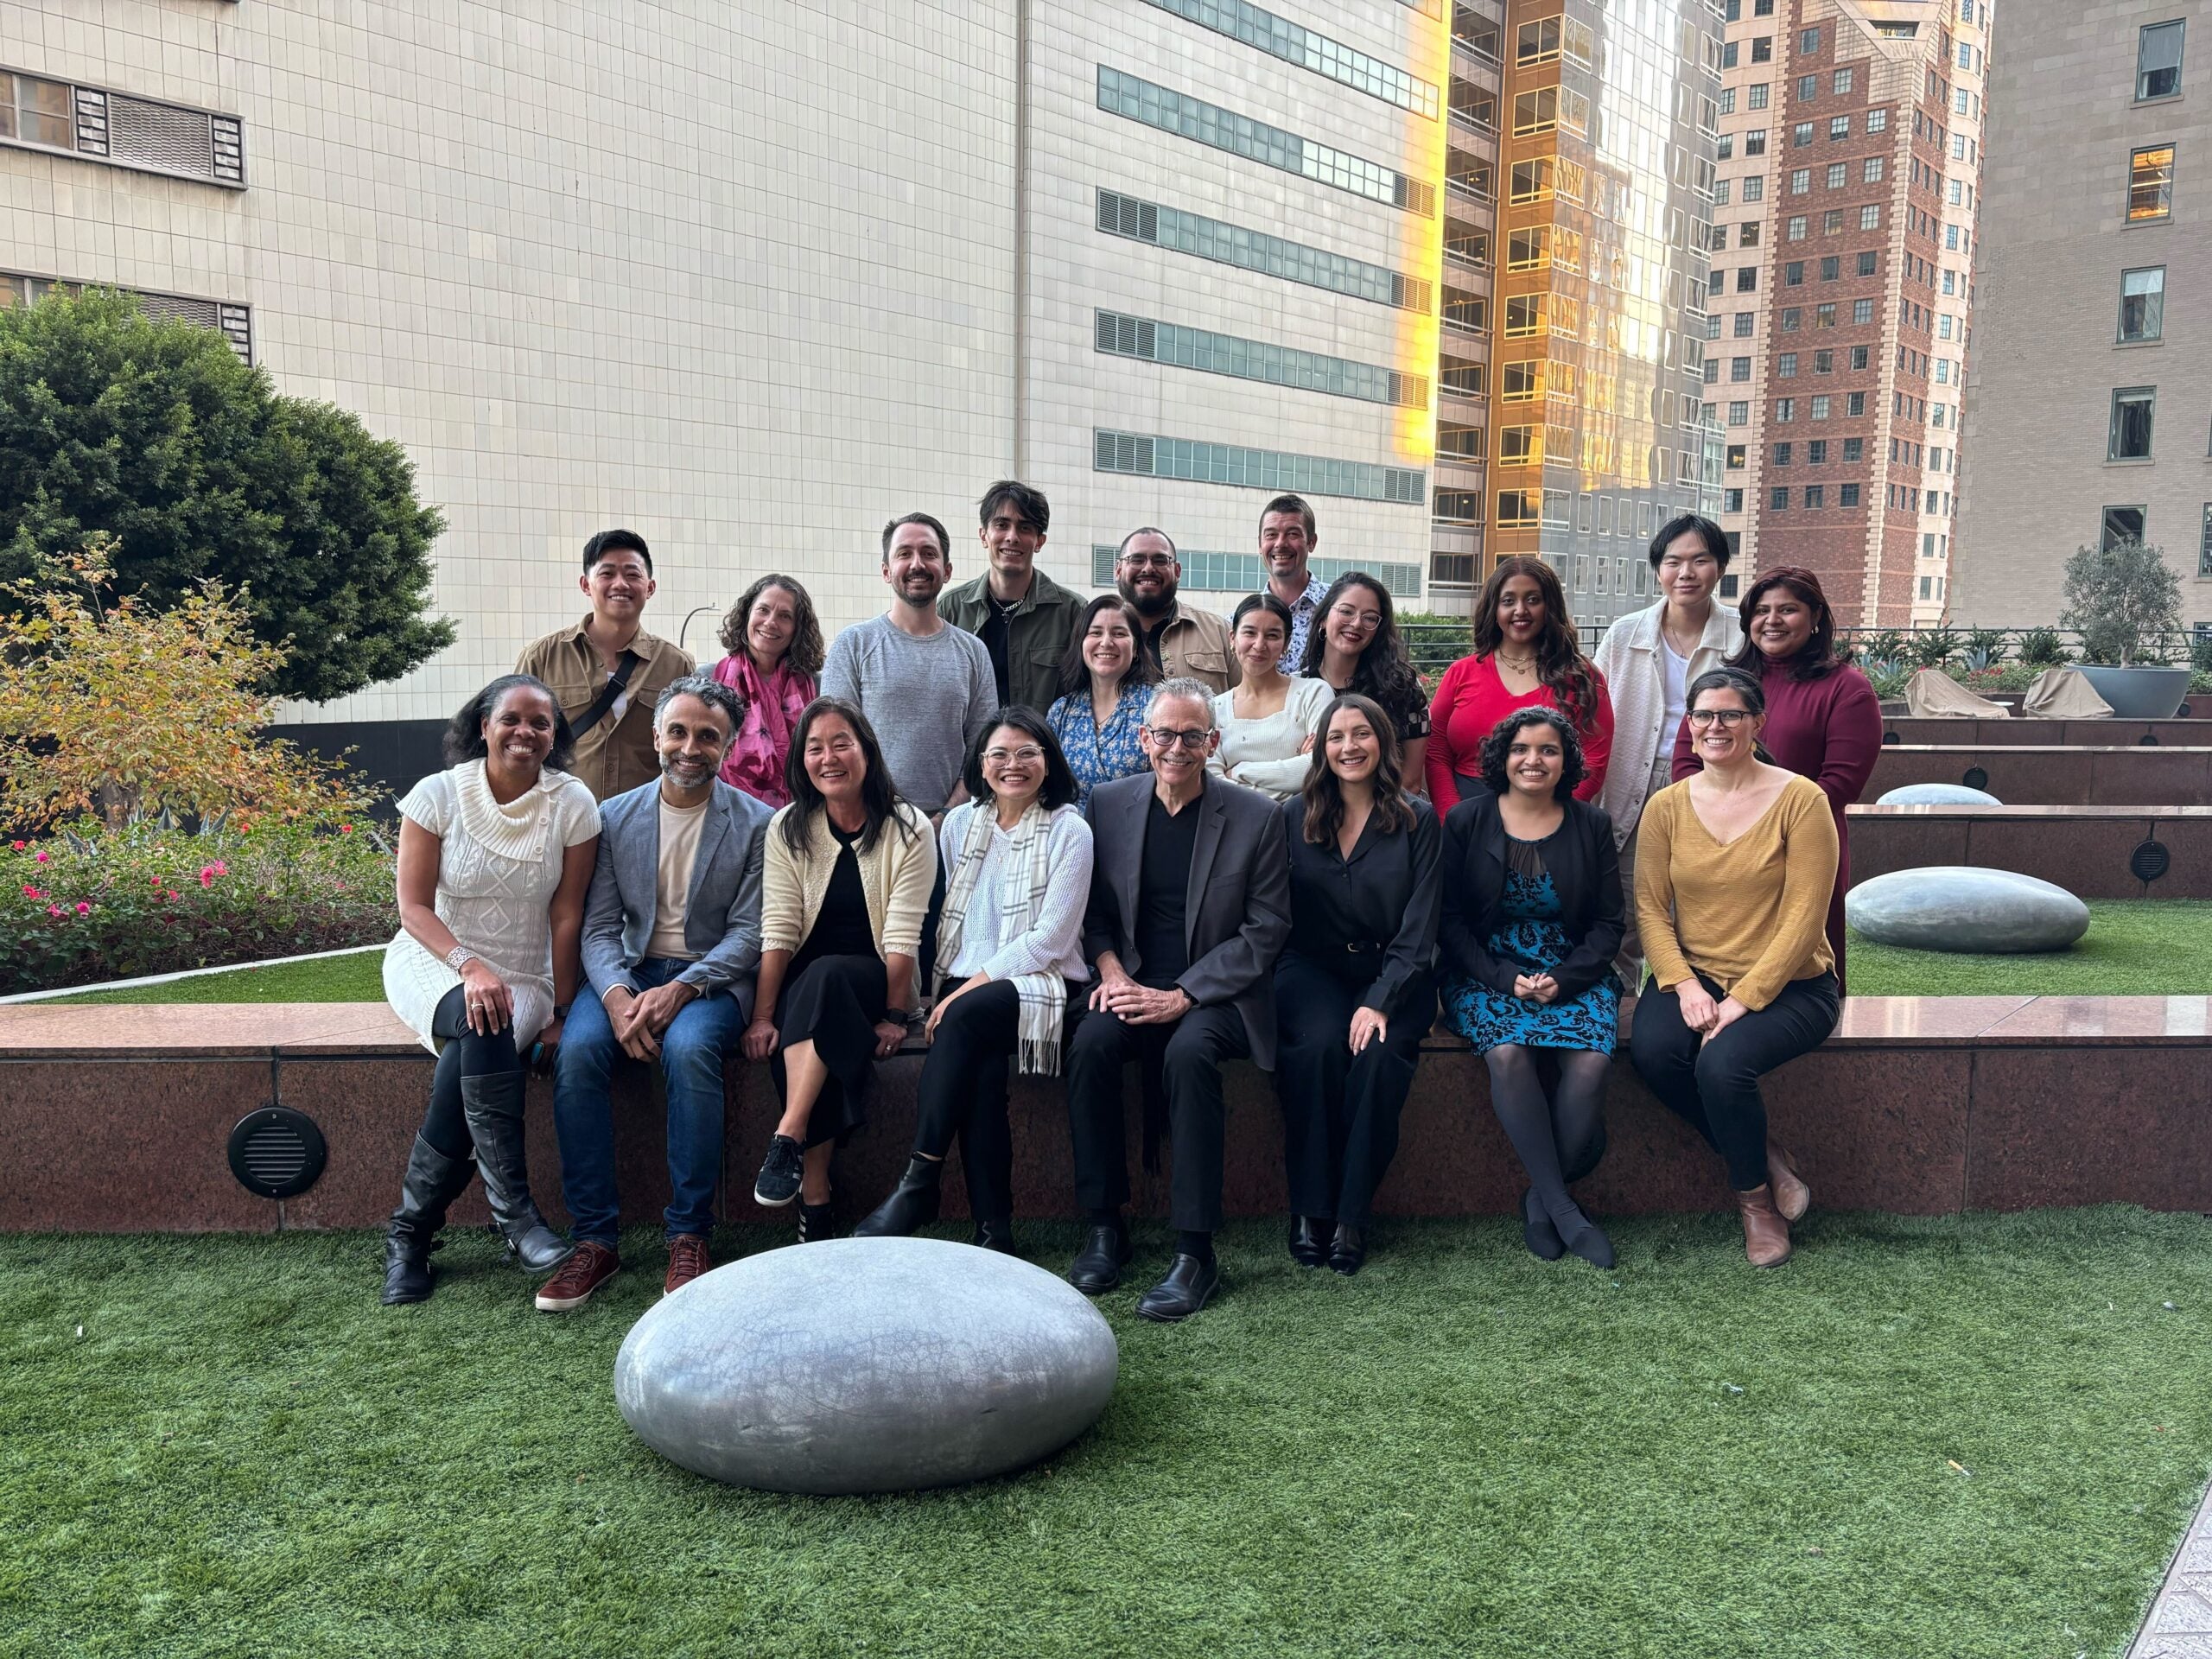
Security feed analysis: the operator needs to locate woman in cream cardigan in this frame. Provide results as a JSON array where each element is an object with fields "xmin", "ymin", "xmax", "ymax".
[
  {"xmin": 1591, "ymin": 513, "xmax": 1742, "ymax": 1000},
  {"xmin": 742, "ymin": 697, "xmax": 937, "ymax": 1240}
]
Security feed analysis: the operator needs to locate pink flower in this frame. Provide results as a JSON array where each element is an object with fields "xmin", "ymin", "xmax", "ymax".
[
  {"xmin": 22, "ymin": 885, "xmax": 42, "ymax": 900},
  {"xmin": 166, "ymin": 890, "xmax": 181, "ymax": 902},
  {"xmin": 8, "ymin": 840, "xmax": 22, "ymax": 851},
  {"xmin": 33, "ymin": 851, "xmax": 48, "ymax": 864},
  {"xmin": 339, "ymin": 824, "xmax": 353, "ymax": 835},
  {"xmin": 199, "ymin": 867, "xmax": 218, "ymax": 887},
  {"xmin": 210, "ymin": 861, "xmax": 228, "ymax": 876},
  {"xmin": 73, "ymin": 901, "xmax": 90, "ymax": 915},
  {"xmin": 45, "ymin": 905, "xmax": 61, "ymax": 918},
  {"xmin": 151, "ymin": 874, "xmax": 164, "ymax": 887}
]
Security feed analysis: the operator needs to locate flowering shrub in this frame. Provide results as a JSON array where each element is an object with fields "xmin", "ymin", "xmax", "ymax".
[{"xmin": 0, "ymin": 818, "xmax": 395, "ymax": 995}]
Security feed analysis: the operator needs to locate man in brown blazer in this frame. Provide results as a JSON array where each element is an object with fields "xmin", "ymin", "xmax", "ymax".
[{"xmin": 1065, "ymin": 677, "xmax": 1290, "ymax": 1322}]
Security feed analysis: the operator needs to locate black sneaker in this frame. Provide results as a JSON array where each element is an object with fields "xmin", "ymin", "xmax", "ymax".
[
  {"xmin": 798, "ymin": 1201, "xmax": 836, "ymax": 1243},
  {"xmin": 753, "ymin": 1134, "xmax": 804, "ymax": 1207}
]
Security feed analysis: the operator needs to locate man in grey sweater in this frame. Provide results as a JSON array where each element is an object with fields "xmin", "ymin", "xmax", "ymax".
[{"xmin": 821, "ymin": 512, "xmax": 997, "ymax": 817}]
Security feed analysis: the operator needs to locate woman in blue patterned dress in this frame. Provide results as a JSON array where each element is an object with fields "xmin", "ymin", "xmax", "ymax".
[
  {"xmin": 1046, "ymin": 594, "xmax": 1160, "ymax": 806},
  {"xmin": 1440, "ymin": 708, "xmax": 1624, "ymax": 1267}
]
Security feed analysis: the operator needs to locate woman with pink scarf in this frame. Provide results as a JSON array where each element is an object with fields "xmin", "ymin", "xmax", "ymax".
[{"xmin": 710, "ymin": 575, "xmax": 822, "ymax": 808}]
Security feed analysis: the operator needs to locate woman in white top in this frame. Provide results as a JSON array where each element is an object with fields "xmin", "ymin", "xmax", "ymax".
[
  {"xmin": 379, "ymin": 675, "xmax": 601, "ymax": 1305},
  {"xmin": 1590, "ymin": 512, "xmax": 1744, "ymax": 998},
  {"xmin": 855, "ymin": 708, "xmax": 1094, "ymax": 1253},
  {"xmin": 1209, "ymin": 593, "xmax": 1333, "ymax": 799}
]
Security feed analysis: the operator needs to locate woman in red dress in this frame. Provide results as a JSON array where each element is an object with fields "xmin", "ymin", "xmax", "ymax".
[
  {"xmin": 1670, "ymin": 565, "xmax": 1882, "ymax": 990},
  {"xmin": 1427, "ymin": 556, "xmax": 1613, "ymax": 809}
]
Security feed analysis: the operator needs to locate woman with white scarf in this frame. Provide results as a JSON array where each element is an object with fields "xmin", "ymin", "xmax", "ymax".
[{"xmin": 854, "ymin": 707, "xmax": 1093, "ymax": 1253}]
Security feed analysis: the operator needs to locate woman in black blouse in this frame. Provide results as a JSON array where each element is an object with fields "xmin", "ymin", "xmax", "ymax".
[
  {"xmin": 1440, "ymin": 709, "xmax": 1623, "ymax": 1268},
  {"xmin": 1272, "ymin": 693, "xmax": 1441, "ymax": 1275},
  {"xmin": 1299, "ymin": 573, "xmax": 1432, "ymax": 796}
]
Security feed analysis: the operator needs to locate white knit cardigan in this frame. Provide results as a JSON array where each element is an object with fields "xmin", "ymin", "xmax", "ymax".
[
  {"xmin": 760, "ymin": 800, "xmax": 938, "ymax": 960},
  {"xmin": 1590, "ymin": 598, "xmax": 1744, "ymax": 846}
]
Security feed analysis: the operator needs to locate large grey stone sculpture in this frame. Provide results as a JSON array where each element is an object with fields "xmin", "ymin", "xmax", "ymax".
[
  {"xmin": 614, "ymin": 1237, "xmax": 1118, "ymax": 1494},
  {"xmin": 1877, "ymin": 783, "xmax": 2002, "ymax": 806},
  {"xmin": 1846, "ymin": 867, "xmax": 2089, "ymax": 954}
]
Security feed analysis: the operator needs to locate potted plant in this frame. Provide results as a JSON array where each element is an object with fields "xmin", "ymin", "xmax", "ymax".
[{"xmin": 2060, "ymin": 539, "xmax": 2192, "ymax": 717}]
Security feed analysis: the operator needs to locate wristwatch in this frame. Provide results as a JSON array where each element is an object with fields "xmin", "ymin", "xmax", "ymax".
[{"xmin": 552, "ymin": 1002, "xmax": 573, "ymax": 1020}]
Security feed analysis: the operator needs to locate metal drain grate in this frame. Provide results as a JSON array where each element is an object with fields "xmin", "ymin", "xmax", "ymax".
[
  {"xmin": 226, "ymin": 1107, "xmax": 327, "ymax": 1199},
  {"xmin": 2132, "ymin": 840, "xmax": 2172, "ymax": 885}
]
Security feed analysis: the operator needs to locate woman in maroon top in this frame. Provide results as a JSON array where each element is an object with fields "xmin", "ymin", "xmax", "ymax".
[
  {"xmin": 1671, "ymin": 566, "xmax": 1882, "ymax": 989},
  {"xmin": 1427, "ymin": 556, "xmax": 1613, "ymax": 808}
]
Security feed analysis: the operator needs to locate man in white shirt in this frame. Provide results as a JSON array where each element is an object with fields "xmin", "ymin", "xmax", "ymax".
[{"xmin": 541, "ymin": 676, "xmax": 773, "ymax": 1310}]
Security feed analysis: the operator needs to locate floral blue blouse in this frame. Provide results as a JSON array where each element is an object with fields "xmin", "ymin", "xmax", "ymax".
[{"xmin": 1048, "ymin": 688, "xmax": 1151, "ymax": 806}]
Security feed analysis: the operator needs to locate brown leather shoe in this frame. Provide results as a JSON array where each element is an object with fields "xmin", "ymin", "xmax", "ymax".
[
  {"xmin": 1766, "ymin": 1142, "xmax": 1811, "ymax": 1223},
  {"xmin": 664, "ymin": 1233, "xmax": 712, "ymax": 1296},
  {"xmin": 1736, "ymin": 1185, "xmax": 1792, "ymax": 1268},
  {"xmin": 534, "ymin": 1240, "xmax": 619, "ymax": 1312}
]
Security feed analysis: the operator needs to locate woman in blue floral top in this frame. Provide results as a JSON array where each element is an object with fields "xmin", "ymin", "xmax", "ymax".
[
  {"xmin": 1440, "ymin": 707, "xmax": 1624, "ymax": 1270},
  {"xmin": 1046, "ymin": 594, "xmax": 1159, "ymax": 805}
]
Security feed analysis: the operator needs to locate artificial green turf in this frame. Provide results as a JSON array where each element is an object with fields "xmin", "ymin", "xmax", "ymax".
[
  {"xmin": 41, "ymin": 949, "xmax": 386, "ymax": 1005},
  {"xmin": 4, "ymin": 1211, "xmax": 2208, "ymax": 1657},
  {"xmin": 1846, "ymin": 899, "xmax": 2212, "ymax": 997}
]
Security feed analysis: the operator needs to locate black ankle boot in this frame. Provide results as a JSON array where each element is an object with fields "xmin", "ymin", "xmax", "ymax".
[
  {"xmin": 971, "ymin": 1217, "xmax": 1017, "ymax": 1254},
  {"xmin": 851, "ymin": 1154, "xmax": 944, "ymax": 1238},
  {"xmin": 381, "ymin": 1134, "xmax": 474, "ymax": 1306},
  {"xmin": 460, "ymin": 1071, "xmax": 571, "ymax": 1274}
]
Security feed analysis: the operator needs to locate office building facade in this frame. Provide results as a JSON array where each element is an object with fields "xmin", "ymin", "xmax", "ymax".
[
  {"xmin": 1953, "ymin": 1, "xmax": 2212, "ymax": 630},
  {"xmin": 1710, "ymin": 0, "xmax": 1988, "ymax": 626}
]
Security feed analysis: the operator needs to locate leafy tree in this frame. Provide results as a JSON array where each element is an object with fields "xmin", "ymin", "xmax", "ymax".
[
  {"xmin": 0, "ymin": 537, "xmax": 373, "ymax": 830},
  {"xmin": 2060, "ymin": 539, "xmax": 2184, "ymax": 666},
  {"xmin": 0, "ymin": 287, "xmax": 452, "ymax": 702}
]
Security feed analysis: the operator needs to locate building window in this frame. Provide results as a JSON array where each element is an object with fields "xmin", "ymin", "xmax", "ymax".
[
  {"xmin": 1745, "ymin": 129, "xmax": 1769, "ymax": 156},
  {"xmin": 1808, "ymin": 439, "xmax": 1827, "ymax": 463},
  {"xmin": 1092, "ymin": 429, "xmax": 1425, "ymax": 504},
  {"xmin": 1830, "ymin": 116, "xmax": 1851, "ymax": 139},
  {"xmin": 1740, "ymin": 220, "xmax": 1761, "ymax": 246},
  {"xmin": 1516, "ymin": 16, "xmax": 1560, "ymax": 64},
  {"xmin": 1, "ymin": 69, "xmax": 245, "ymax": 187},
  {"xmin": 1777, "ymin": 353, "xmax": 1798, "ymax": 378},
  {"xmin": 1815, "ymin": 302, "xmax": 1837, "ymax": 327},
  {"xmin": 1749, "ymin": 83, "xmax": 1770, "ymax": 111},
  {"xmin": 1859, "ymin": 205, "xmax": 1881, "ymax": 230},
  {"xmin": 1792, "ymin": 122, "xmax": 1814, "ymax": 146},
  {"xmin": 1735, "ymin": 266, "xmax": 1758, "ymax": 292},
  {"xmin": 1783, "ymin": 214, "xmax": 1806, "ymax": 241},
  {"xmin": 1724, "ymin": 487, "xmax": 1745, "ymax": 512},
  {"xmin": 1722, "ymin": 40, "xmax": 1740, "ymax": 69},
  {"xmin": 1513, "ymin": 86, "xmax": 1559, "ymax": 135},
  {"xmin": 1433, "ymin": 489, "xmax": 1483, "ymax": 525},
  {"xmin": 1752, "ymin": 35, "xmax": 1774, "ymax": 62},
  {"xmin": 1096, "ymin": 68, "xmax": 1433, "ymax": 215},
  {"xmin": 2, "ymin": 273, "xmax": 252, "ymax": 362},
  {"xmin": 3, "ymin": 71, "xmax": 73, "ymax": 150},
  {"xmin": 1726, "ymin": 444, "xmax": 1747, "ymax": 468},
  {"xmin": 1810, "ymin": 394, "xmax": 1831, "ymax": 419},
  {"xmin": 1727, "ymin": 401, "xmax": 1750, "ymax": 425},
  {"xmin": 2139, "ymin": 22, "xmax": 2185, "ymax": 102},
  {"xmin": 1847, "ymin": 391, "xmax": 1867, "ymax": 415},
  {"xmin": 1777, "ymin": 397, "xmax": 1796, "ymax": 423},
  {"xmin": 1801, "ymin": 26, "xmax": 1821, "ymax": 51},
  {"xmin": 1097, "ymin": 191, "xmax": 1428, "ymax": 310},
  {"xmin": 1720, "ymin": 86, "xmax": 1738, "ymax": 115},
  {"xmin": 1440, "ymin": 359, "xmax": 1485, "ymax": 396},
  {"xmin": 1856, "ymin": 251, "xmax": 1878, "ymax": 277},
  {"xmin": 1814, "ymin": 349, "xmax": 1834, "ymax": 372},
  {"xmin": 1771, "ymin": 487, "xmax": 1789, "ymax": 510},
  {"xmin": 1833, "ymin": 68, "xmax": 1853, "ymax": 94},
  {"xmin": 1733, "ymin": 312, "xmax": 1756, "ymax": 337},
  {"xmin": 1844, "ymin": 436, "xmax": 1865, "ymax": 461},
  {"xmin": 1823, "ymin": 162, "xmax": 1844, "ymax": 189},
  {"xmin": 2130, "ymin": 146, "xmax": 2176, "ymax": 221},
  {"xmin": 1867, "ymin": 108, "xmax": 1889, "ymax": 134},
  {"xmin": 2200, "ymin": 504, "xmax": 2212, "ymax": 575},
  {"xmin": 1805, "ymin": 485, "xmax": 1826, "ymax": 507},
  {"xmin": 1863, "ymin": 157, "xmax": 1885, "ymax": 184},
  {"xmin": 1094, "ymin": 310, "xmax": 1427, "ymax": 406},
  {"xmin": 1797, "ymin": 75, "xmax": 1819, "ymax": 102},
  {"xmin": 1437, "ymin": 423, "xmax": 1484, "ymax": 459},
  {"xmin": 1137, "ymin": 0, "xmax": 1439, "ymax": 116},
  {"xmin": 1781, "ymin": 306, "xmax": 1803, "ymax": 331},
  {"xmin": 2109, "ymin": 388, "xmax": 2157, "ymax": 460},
  {"xmin": 1497, "ymin": 488, "xmax": 1542, "ymax": 527},
  {"xmin": 1789, "ymin": 168, "xmax": 1810, "ymax": 195},
  {"xmin": 1730, "ymin": 355, "xmax": 1752, "ymax": 381},
  {"xmin": 2102, "ymin": 505, "xmax": 2148, "ymax": 547},
  {"xmin": 2120, "ymin": 268, "xmax": 2167, "ymax": 341}
]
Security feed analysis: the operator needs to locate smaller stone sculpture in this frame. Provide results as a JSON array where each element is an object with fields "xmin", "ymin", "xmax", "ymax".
[
  {"xmin": 615, "ymin": 1237, "xmax": 1118, "ymax": 1494},
  {"xmin": 1846, "ymin": 867, "xmax": 2089, "ymax": 954},
  {"xmin": 1876, "ymin": 783, "xmax": 2003, "ymax": 807}
]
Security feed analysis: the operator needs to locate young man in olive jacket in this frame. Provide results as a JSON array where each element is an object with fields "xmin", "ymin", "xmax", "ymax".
[{"xmin": 939, "ymin": 480, "xmax": 1085, "ymax": 713}]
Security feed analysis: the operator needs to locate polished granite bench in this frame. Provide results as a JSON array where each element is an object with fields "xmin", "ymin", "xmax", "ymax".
[
  {"xmin": 1881, "ymin": 717, "xmax": 2212, "ymax": 748},
  {"xmin": 1847, "ymin": 804, "xmax": 2212, "ymax": 898},
  {"xmin": 1867, "ymin": 745, "xmax": 2212, "ymax": 806},
  {"xmin": 4, "ymin": 996, "xmax": 2205, "ymax": 1234}
]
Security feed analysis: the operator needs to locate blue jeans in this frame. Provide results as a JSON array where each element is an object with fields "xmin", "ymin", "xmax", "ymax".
[{"xmin": 554, "ymin": 959, "xmax": 747, "ymax": 1246}]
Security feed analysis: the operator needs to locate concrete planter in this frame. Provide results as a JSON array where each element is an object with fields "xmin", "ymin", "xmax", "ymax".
[{"xmin": 2075, "ymin": 664, "xmax": 2194, "ymax": 719}]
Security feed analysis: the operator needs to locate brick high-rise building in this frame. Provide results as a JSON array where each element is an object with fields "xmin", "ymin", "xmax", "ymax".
[{"xmin": 1711, "ymin": 0, "xmax": 1989, "ymax": 626}]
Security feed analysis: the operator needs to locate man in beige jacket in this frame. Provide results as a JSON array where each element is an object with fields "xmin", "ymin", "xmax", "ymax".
[
  {"xmin": 1591, "ymin": 513, "xmax": 1743, "ymax": 1001},
  {"xmin": 1113, "ymin": 527, "xmax": 1237, "ymax": 696}
]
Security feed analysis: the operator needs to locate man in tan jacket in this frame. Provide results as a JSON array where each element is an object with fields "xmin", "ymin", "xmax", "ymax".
[{"xmin": 1113, "ymin": 527, "xmax": 1237, "ymax": 696}]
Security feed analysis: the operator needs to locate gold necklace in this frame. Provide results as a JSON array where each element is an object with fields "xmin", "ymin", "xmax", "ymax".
[{"xmin": 1495, "ymin": 650, "xmax": 1538, "ymax": 672}]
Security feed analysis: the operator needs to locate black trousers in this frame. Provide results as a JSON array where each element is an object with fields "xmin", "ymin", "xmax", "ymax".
[
  {"xmin": 1629, "ymin": 970, "xmax": 1840, "ymax": 1191},
  {"xmin": 912, "ymin": 981, "xmax": 1022, "ymax": 1225},
  {"xmin": 1273, "ymin": 955, "xmax": 1434, "ymax": 1227},
  {"xmin": 417, "ymin": 984, "xmax": 523, "ymax": 1160},
  {"xmin": 1065, "ymin": 1001, "xmax": 1250, "ymax": 1234}
]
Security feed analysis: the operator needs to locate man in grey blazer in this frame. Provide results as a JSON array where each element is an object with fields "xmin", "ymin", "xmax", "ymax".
[
  {"xmin": 540, "ymin": 675, "xmax": 773, "ymax": 1311},
  {"xmin": 1065, "ymin": 677, "xmax": 1292, "ymax": 1322}
]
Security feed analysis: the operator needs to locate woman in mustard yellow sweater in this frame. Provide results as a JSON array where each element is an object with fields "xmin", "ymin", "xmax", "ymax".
[{"xmin": 1629, "ymin": 667, "xmax": 1839, "ymax": 1268}]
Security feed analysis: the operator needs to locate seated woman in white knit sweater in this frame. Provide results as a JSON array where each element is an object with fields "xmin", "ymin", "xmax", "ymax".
[
  {"xmin": 1209, "ymin": 593, "xmax": 1333, "ymax": 801},
  {"xmin": 855, "ymin": 708, "xmax": 1094, "ymax": 1254},
  {"xmin": 743, "ymin": 697, "xmax": 937, "ymax": 1240}
]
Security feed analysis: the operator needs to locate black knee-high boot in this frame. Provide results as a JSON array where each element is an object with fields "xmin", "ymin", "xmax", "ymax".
[
  {"xmin": 381, "ymin": 1134, "xmax": 476, "ymax": 1305},
  {"xmin": 460, "ymin": 1071, "xmax": 570, "ymax": 1272}
]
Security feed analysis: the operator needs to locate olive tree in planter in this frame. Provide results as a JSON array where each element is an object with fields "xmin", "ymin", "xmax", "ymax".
[{"xmin": 2060, "ymin": 539, "xmax": 2190, "ymax": 716}]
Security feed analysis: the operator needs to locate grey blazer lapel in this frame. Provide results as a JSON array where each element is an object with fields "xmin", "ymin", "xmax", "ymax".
[
  {"xmin": 686, "ymin": 787, "xmax": 737, "ymax": 914},
  {"xmin": 1115, "ymin": 779, "xmax": 1150, "ymax": 953},
  {"xmin": 1183, "ymin": 786, "xmax": 1230, "ymax": 954}
]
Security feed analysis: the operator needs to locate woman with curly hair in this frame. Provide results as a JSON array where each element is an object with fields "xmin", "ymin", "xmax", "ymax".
[
  {"xmin": 1669, "ymin": 565, "xmax": 1880, "ymax": 988},
  {"xmin": 710, "ymin": 575, "xmax": 823, "ymax": 808},
  {"xmin": 1426, "ymin": 556, "xmax": 1612, "ymax": 808},
  {"xmin": 1439, "ymin": 707, "xmax": 1624, "ymax": 1268},
  {"xmin": 1300, "ymin": 572, "xmax": 1431, "ymax": 793},
  {"xmin": 378, "ymin": 675, "xmax": 602, "ymax": 1304}
]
